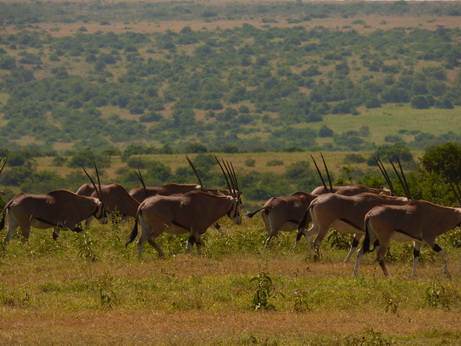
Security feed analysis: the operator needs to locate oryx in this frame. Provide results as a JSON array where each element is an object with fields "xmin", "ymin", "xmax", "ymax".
[
  {"xmin": 246, "ymin": 191, "xmax": 318, "ymax": 247},
  {"xmin": 354, "ymin": 200, "xmax": 461, "ymax": 278},
  {"xmin": 76, "ymin": 182, "xmax": 140, "ymax": 227},
  {"xmin": 1, "ymin": 165, "xmax": 108, "ymax": 244},
  {"xmin": 305, "ymin": 193, "xmax": 409, "ymax": 262},
  {"xmin": 0, "ymin": 189, "xmax": 108, "ymax": 245},
  {"xmin": 126, "ymin": 158, "xmax": 242, "ymax": 258}
]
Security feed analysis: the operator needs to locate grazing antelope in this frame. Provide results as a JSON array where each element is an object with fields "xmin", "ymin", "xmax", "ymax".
[
  {"xmin": 306, "ymin": 193, "xmax": 409, "ymax": 262},
  {"xmin": 354, "ymin": 200, "xmax": 461, "ymax": 278},
  {"xmin": 0, "ymin": 190, "xmax": 108, "ymax": 244},
  {"xmin": 246, "ymin": 191, "xmax": 318, "ymax": 247},
  {"xmin": 126, "ymin": 158, "xmax": 242, "ymax": 258}
]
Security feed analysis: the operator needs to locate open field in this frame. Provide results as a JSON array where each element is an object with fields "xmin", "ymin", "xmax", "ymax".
[{"xmin": 0, "ymin": 216, "xmax": 460, "ymax": 344}]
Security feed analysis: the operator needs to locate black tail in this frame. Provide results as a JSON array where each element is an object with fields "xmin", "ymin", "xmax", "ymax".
[
  {"xmin": 0, "ymin": 213, "xmax": 4, "ymax": 231},
  {"xmin": 125, "ymin": 219, "xmax": 139, "ymax": 247},
  {"xmin": 363, "ymin": 217, "xmax": 378, "ymax": 254},
  {"xmin": 245, "ymin": 207, "xmax": 264, "ymax": 218},
  {"xmin": 298, "ymin": 210, "xmax": 310, "ymax": 230}
]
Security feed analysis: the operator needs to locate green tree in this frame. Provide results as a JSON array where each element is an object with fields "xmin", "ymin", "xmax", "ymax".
[{"xmin": 421, "ymin": 142, "xmax": 461, "ymax": 184}]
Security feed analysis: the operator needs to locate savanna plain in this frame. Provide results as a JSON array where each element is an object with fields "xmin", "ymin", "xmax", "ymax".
[{"xmin": 1, "ymin": 0, "xmax": 461, "ymax": 344}]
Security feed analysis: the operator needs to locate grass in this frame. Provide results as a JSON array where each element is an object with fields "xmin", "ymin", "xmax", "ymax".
[{"xmin": 1, "ymin": 216, "xmax": 460, "ymax": 344}]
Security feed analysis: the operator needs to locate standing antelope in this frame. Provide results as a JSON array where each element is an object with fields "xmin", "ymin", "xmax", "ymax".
[
  {"xmin": 306, "ymin": 193, "xmax": 409, "ymax": 262},
  {"xmin": 126, "ymin": 158, "xmax": 242, "ymax": 258},
  {"xmin": 246, "ymin": 191, "xmax": 317, "ymax": 247},
  {"xmin": 354, "ymin": 200, "xmax": 461, "ymax": 278},
  {"xmin": 0, "ymin": 190, "xmax": 108, "ymax": 244}
]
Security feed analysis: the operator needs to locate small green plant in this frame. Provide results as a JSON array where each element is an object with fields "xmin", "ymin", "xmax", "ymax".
[
  {"xmin": 425, "ymin": 282, "xmax": 449, "ymax": 309},
  {"xmin": 251, "ymin": 272, "xmax": 277, "ymax": 311},
  {"xmin": 383, "ymin": 292, "xmax": 399, "ymax": 315},
  {"xmin": 292, "ymin": 290, "xmax": 310, "ymax": 312},
  {"xmin": 76, "ymin": 232, "xmax": 97, "ymax": 262}
]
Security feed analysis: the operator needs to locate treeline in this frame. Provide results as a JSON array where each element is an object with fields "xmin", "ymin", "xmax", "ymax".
[
  {"xmin": 1, "ymin": 9, "xmax": 461, "ymax": 152},
  {"xmin": 1, "ymin": 1, "xmax": 461, "ymax": 25},
  {"xmin": 0, "ymin": 143, "xmax": 460, "ymax": 210}
]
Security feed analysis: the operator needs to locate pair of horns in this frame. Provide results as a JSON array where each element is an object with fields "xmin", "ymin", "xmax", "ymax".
[
  {"xmin": 446, "ymin": 178, "xmax": 461, "ymax": 206},
  {"xmin": 134, "ymin": 169, "xmax": 149, "ymax": 199},
  {"xmin": 214, "ymin": 155, "xmax": 240, "ymax": 199},
  {"xmin": 82, "ymin": 162, "xmax": 103, "ymax": 200},
  {"xmin": 375, "ymin": 156, "xmax": 412, "ymax": 200},
  {"xmin": 311, "ymin": 153, "xmax": 333, "ymax": 192}
]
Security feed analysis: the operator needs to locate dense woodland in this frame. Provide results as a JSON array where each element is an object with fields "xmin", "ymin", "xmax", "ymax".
[{"xmin": 0, "ymin": 2, "xmax": 461, "ymax": 153}]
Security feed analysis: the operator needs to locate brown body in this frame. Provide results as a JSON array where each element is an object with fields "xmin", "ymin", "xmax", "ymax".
[
  {"xmin": 76, "ymin": 183, "xmax": 140, "ymax": 226},
  {"xmin": 246, "ymin": 192, "xmax": 317, "ymax": 246},
  {"xmin": 128, "ymin": 183, "xmax": 201, "ymax": 203},
  {"xmin": 0, "ymin": 190, "xmax": 107, "ymax": 244},
  {"xmin": 311, "ymin": 184, "xmax": 390, "ymax": 196},
  {"xmin": 355, "ymin": 200, "xmax": 461, "ymax": 277},
  {"xmin": 307, "ymin": 193, "xmax": 408, "ymax": 261},
  {"xmin": 127, "ymin": 190, "xmax": 241, "ymax": 258}
]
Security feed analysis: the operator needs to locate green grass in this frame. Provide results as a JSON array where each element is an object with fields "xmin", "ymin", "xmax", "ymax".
[
  {"xmin": 1, "ymin": 217, "xmax": 460, "ymax": 344},
  {"xmin": 308, "ymin": 104, "xmax": 461, "ymax": 146}
]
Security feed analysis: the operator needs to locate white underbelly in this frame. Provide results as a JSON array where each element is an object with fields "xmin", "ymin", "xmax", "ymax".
[
  {"xmin": 390, "ymin": 231, "xmax": 420, "ymax": 243},
  {"xmin": 331, "ymin": 220, "xmax": 364, "ymax": 235},
  {"xmin": 163, "ymin": 223, "xmax": 191, "ymax": 235}
]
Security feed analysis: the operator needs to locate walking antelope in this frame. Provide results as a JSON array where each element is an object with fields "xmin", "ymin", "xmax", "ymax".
[
  {"xmin": 354, "ymin": 200, "xmax": 461, "ymax": 278},
  {"xmin": 246, "ymin": 191, "xmax": 318, "ymax": 247},
  {"xmin": 76, "ymin": 182, "xmax": 140, "ymax": 227},
  {"xmin": 126, "ymin": 158, "xmax": 242, "ymax": 258},
  {"xmin": 306, "ymin": 193, "xmax": 409, "ymax": 262},
  {"xmin": 0, "ymin": 165, "xmax": 108, "ymax": 244}
]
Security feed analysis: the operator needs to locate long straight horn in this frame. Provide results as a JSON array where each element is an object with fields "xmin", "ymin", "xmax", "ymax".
[
  {"xmin": 228, "ymin": 161, "xmax": 240, "ymax": 193},
  {"xmin": 374, "ymin": 156, "xmax": 395, "ymax": 195},
  {"xmin": 214, "ymin": 156, "xmax": 234, "ymax": 197},
  {"xmin": 224, "ymin": 159, "xmax": 240, "ymax": 197},
  {"xmin": 0, "ymin": 157, "xmax": 7, "ymax": 174},
  {"xmin": 310, "ymin": 154, "xmax": 328, "ymax": 192},
  {"xmin": 82, "ymin": 165, "xmax": 101, "ymax": 199},
  {"xmin": 447, "ymin": 179, "xmax": 461, "ymax": 206},
  {"xmin": 320, "ymin": 153, "xmax": 333, "ymax": 192},
  {"xmin": 186, "ymin": 155, "xmax": 205, "ymax": 188},
  {"xmin": 389, "ymin": 157, "xmax": 412, "ymax": 200},
  {"xmin": 93, "ymin": 161, "xmax": 103, "ymax": 198},
  {"xmin": 135, "ymin": 169, "xmax": 148, "ymax": 198},
  {"xmin": 395, "ymin": 157, "xmax": 412, "ymax": 200}
]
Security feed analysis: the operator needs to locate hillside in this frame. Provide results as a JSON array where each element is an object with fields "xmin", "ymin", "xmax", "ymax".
[{"xmin": 0, "ymin": 1, "xmax": 460, "ymax": 153}]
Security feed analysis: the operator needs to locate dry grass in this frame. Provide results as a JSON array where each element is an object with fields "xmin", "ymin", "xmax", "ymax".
[{"xmin": 0, "ymin": 217, "xmax": 460, "ymax": 344}]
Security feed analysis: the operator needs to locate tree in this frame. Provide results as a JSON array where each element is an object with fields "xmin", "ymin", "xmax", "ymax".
[{"xmin": 420, "ymin": 142, "xmax": 461, "ymax": 184}]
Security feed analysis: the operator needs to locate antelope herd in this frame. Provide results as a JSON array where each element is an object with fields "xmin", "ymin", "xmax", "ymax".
[{"xmin": 0, "ymin": 154, "xmax": 460, "ymax": 278}]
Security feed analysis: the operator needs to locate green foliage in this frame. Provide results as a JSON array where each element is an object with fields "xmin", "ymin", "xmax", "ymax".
[
  {"xmin": 250, "ymin": 272, "xmax": 277, "ymax": 311},
  {"xmin": 420, "ymin": 142, "xmax": 461, "ymax": 184}
]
